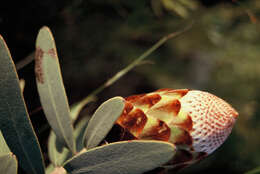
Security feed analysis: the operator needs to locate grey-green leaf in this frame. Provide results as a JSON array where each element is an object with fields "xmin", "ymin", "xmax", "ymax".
[
  {"xmin": 48, "ymin": 131, "xmax": 71, "ymax": 167},
  {"xmin": 0, "ymin": 132, "xmax": 18, "ymax": 174},
  {"xmin": 48, "ymin": 116, "xmax": 90, "ymax": 166},
  {"xmin": 47, "ymin": 96, "xmax": 92, "ymax": 167},
  {"xmin": 0, "ymin": 153, "xmax": 18, "ymax": 174},
  {"xmin": 35, "ymin": 26, "xmax": 76, "ymax": 153},
  {"xmin": 64, "ymin": 140, "xmax": 176, "ymax": 174},
  {"xmin": 74, "ymin": 116, "xmax": 91, "ymax": 152},
  {"xmin": 0, "ymin": 131, "xmax": 11, "ymax": 154},
  {"xmin": 0, "ymin": 35, "xmax": 45, "ymax": 174},
  {"xmin": 83, "ymin": 97, "xmax": 125, "ymax": 149}
]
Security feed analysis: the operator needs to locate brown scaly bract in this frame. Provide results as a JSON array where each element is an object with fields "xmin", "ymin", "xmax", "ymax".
[{"xmin": 116, "ymin": 89, "xmax": 238, "ymax": 168}]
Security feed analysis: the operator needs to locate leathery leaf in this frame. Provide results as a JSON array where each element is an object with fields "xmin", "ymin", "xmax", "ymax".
[
  {"xmin": 64, "ymin": 140, "xmax": 176, "ymax": 174},
  {"xmin": 0, "ymin": 153, "xmax": 18, "ymax": 174},
  {"xmin": 0, "ymin": 35, "xmax": 45, "ymax": 174},
  {"xmin": 0, "ymin": 131, "xmax": 17, "ymax": 174},
  {"xmin": 83, "ymin": 97, "xmax": 125, "ymax": 149},
  {"xmin": 35, "ymin": 26, "xmax": 76, "ymax": 153}
]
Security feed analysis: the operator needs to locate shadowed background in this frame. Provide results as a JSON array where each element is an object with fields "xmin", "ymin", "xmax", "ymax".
[{"xmin": 1, "ymin": 0, "xmax": 260, "ymax": 173}]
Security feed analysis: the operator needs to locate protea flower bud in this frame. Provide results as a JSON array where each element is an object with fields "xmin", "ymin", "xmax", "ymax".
[{"xmin": 116, "ymin": 89, "xmax": 238, "ymax": 168}]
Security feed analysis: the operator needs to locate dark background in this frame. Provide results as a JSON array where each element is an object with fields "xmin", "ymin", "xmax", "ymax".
[{"xmin": 1, "ymin": 0, "xmax": 260, "ymax": 173}]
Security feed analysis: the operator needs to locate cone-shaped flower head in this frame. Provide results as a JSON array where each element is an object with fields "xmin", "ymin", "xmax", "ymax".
[{"xmin": 116, "ymin": 89, "xmax": 238, "ymax": 166}]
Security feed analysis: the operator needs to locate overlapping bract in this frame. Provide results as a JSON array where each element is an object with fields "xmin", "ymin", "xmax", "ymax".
[{"xmin": 116, "ymin": 89, "xmax": 238, "ymax": 166}]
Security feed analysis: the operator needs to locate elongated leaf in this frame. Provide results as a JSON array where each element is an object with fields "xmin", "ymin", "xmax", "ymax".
[
  {"xmin": 0, "ymin": 35, "xmax": 45, "ymax": 174},
  {"xmin": 35, "ymin": 26, "xmax": 76, "ymax": 153},
  {"xmin": 0, "ymin": 131, "xmax": 17, "ymax": 174},
  {"xmin": 83, "ymin": 97, "xmax": 125, "ymax": 149},
  {"xmin": 47, "ymin": 97, "xmax": 93, "ymax": 167},
  {"xmin": 48, "ymin": 116, "xmax": 91, "ymax": 166},
  {"xmin": 0, "ymin": 153, "xmax": 18, "ymax": 174},
  {"xmin": 75, "ymin": 116, "xmax": 91, "ymax": 152},
  {"xmin": 48, "ymin": 131, "xmax": 71, "ymax": 167},
  {"xmin": 47, "ymin": 94, "xmax": 92, "ymax": 167},
  {"xmin": 47, "ymin": 79, "xmax": 95, "ymax": 167},
  {"xmin": 64, "ymin": 140, "xmax": 176, "ymax": 174}
]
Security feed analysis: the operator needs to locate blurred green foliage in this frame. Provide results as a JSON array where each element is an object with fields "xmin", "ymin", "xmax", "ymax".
[{"xmin": 3, "ymin": 0, "xmax": 260, "ymax": 173}]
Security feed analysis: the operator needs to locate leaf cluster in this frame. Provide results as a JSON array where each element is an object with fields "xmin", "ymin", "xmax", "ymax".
[{"xmin": 0, "ymin": 26, "xmax": 178, "ymax": 174}]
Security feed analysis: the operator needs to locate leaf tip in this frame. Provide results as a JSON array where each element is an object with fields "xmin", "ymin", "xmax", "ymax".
[
  {"xmin": 83, "ymin": 96, "xmax": 126, "ymax": 149},
  {"xmin": 39, "ymin": 26, "xmax": 52, "ymax": 35},
  {"xmin": 36, "ymin": 25, "xmax": 56, "ymax": 51}
]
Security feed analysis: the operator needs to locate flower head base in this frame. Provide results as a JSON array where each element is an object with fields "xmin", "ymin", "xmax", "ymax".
[{"xmin": 116, "ymin": 89, "xmax": 238, "ymax": 167}]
